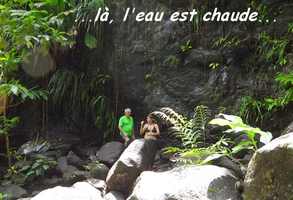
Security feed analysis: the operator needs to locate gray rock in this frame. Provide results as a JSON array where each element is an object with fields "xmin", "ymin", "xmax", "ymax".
[
  {"xmin": 42, "ymin": 177, "xmax": 63, "ymax": 187},
  {"xmin": 87, "ymin": 162, "xmax": 109, "ymax": 180},
  {"xmin": 104, "ymin": 191, "xmax": 125, "ymax": 200},
  {"xmin": 106, "ymin": 139, "xmax": 157, "ymax": 194},
  {"xmin": 96, "ymin": 142, "xmax": 124, "ymax": 166},
  {"xmin": 0, "ymin": 184, "xmax": 28, "ymax": 200},
  {"xmin": 62, "ymin": 165, "xmax": 90, "ymax": 185},
  {"xmin": 19, "ymin": 132, "xmax": 81, "ymax": 158},
  {"xmin": 74, "ymin": 146, "xmax": 99, "ymax": 159},
  {"xmin": 66, "ymin": 151, "xmax": 84, "ymax": 168},
  {"xmin": 57, "ymin": 157, "xmax": 89, "ymax": 184},
  {"xmin": 244, "ymin": 132, "xmax": 293, "ymax": 200},
  {"xmin": 212, "ymin": 156, "xmax": 244, "ymax": 178},
  {"xmin": 128, "ymin": 165, "xmax": 241, "ymax": 200},
  {"xmin": 184, "ymin": 49, "xmax": 223, "ymax": 68},
  {"xmin": 31, "ymin": 182, "xmax": 103, "ymax": 200},
  {"xmin": 57, "ymin": 156, "xmax": 68, "ymax": 173}
]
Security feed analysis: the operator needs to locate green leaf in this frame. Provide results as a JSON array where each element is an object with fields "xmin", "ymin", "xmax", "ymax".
[
  {"xmin": 209, "ymin": 118, "xmax": 230, "ymax": 126},
  {"xmin": 26, "ymin": 171, "xmax": 35, "ymax": 177},
  {"xmin": 260, "ymin": 132, "xmax": 273, "ymax": 144},
  {"xmin": 201, "ymin": 153, "xmax": 224, "ymax": 164},
  {"xmin": 84, "ymin": 33, "xmax": 97, "ymax": 49},
  {"xmin": 10, "ymin": 85, "xmax": 19, "ymax": 95},
  {"xmin": 219, "ymin": 114, "xmax": 243, "ymax": 123},
  {"xmin": 231, "ymin": 140, "xmax": 254, "ymax": 154},
  {"xmin": 42, "ymin": 165, "xmax": 50, "ymax": 170}
]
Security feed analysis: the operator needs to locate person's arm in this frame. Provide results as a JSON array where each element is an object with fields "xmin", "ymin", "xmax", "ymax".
[
  {"xmin": 140, "ymin": 122, "xmax": 146, "ymax": 136},
  {"xmin": 132, "ymin": 131, "xmax": 136, "ymax": 140},
  {"xmin": 118, "ymin": 118, "xmax": 126, "ymax": 135},
  {"xmin": 131, "ymin": 117, "xmax": 135, "ymax": 139},
  {"xmin": 118, "ymin": 126, "xmax": 124, "ymax": 134}
]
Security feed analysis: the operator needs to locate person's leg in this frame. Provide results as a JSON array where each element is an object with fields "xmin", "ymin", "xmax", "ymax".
[{"xmin": 121, "ymin": 134, "xmax": 130, "ymax": 146}]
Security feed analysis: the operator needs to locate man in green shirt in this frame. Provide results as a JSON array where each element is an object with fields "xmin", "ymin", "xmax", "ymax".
[{"xmin": 118, "ymin": 108, "xmax": 135, "ymax": 146}]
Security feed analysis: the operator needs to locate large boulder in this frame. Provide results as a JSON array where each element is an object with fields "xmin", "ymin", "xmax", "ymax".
[
  {"xmin": 56, "ymin": 156, "xmax": 89, "ymax": 185},
  {"xmin": 244, "ymin": 132, "xmax": 293, "ymax": 200},
  {"xmin": 281, "ymin": 121, "xmax": 293, "ymax": 135},
  {"xmin": 104, "ymin": 191, "xmax": 125, "ymax": 200},
  {"xmin": 212, "ymin": 156, "xmax": 244, "ymax": 178},
  {"xmin": 62, "ymin": 166, "xmax": 90, "ymax": 185},
  {"xmin": 66, "ymin": 151, "xmax": 84, "ymax": 168},
  {"xmin": 74, "ymin": 145, "xmax": 99, "ymax": 159},
  {"xmin": 106, "ymin": 139, "xmax": 157, "ymax": 194},
  {"xmin": 96, "ymin": 142, "xmax": 124, "ymax": 166},
  {"xmin": 31, "ymin": 182, "xmax": 103, "ymax": 200},
  {"xmin": 128, "ymin": 165, "xmax": 241, "ymax": 200}
]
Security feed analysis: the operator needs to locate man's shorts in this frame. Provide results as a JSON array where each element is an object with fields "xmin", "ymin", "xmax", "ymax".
[{"xmin": 120, "ymin": 132, "xmax": 131, "ymax": 138}]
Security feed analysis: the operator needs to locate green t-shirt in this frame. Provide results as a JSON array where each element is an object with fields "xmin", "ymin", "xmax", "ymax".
[{"xmin": 118, "ymin": 115, "xmax": 134, "ymax": 137}]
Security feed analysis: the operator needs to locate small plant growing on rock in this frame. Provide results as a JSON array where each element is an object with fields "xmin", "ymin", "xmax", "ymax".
[
  {"xmin": 163, "ymin": 55, "xmax": 180, "ymax": 67},
  {"xmin": 209, "ymin": 62, "xmax": 220, "ymax": 69},
  {"xmin": 5, "ymin": 155, "xmax": 56, "ymax": 185},
  {"xmin": 213, "ymin": 36, "xmax": 241, "ymax": 49},
  {"xmin": 239, "ymin": 72, "xmax": 293, "ymax": 125},
  {"xmin": 180, "ymin": 40, "xmax": 192, "ymax": 53},
  {"xmin": 258, "ymin": 32, "xmax": 288, "ymax": 67},
  {"xmin": 0, "ymin": 192, "xmax": 7, "ymax": 200}
]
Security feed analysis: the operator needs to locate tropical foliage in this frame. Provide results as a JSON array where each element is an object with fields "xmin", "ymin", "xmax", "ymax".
[
  {"xmin": 162, "ymin": 106, "xmax": 272, "ymax": 165},
  {"xmin": 209, "ymin": 114, "xmax": 272, "ymax": 152},
  {"xmin": 258, "ymin": 32, "xmax": 288, "ymax": 67},
  {"xmin": 0, "ymin": 0, "xmax": 73, "ymax": 168},
  {"xmin": 158, "ymin": 106, "xmax": 210, "ymax": 148},
  {"xmin": 240, "ymin": 71, "xmax": 293, "ymax": 124},
  {"xmin": 49, "ymin": 69, "xmax": 115, "ymax": 137},
  {"xmin": 5, "ymin": 154, "xmax": 56, "ymax": 185}
]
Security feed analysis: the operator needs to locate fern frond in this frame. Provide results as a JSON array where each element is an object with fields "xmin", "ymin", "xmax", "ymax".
[{"xmin": 153, "ymin": 106, "xmax": 210, "ymax": 149}]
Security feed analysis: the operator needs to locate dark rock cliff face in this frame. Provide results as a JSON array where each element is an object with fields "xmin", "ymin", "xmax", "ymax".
[{"xmin": 102, "ymin": 0, "xmax": 292, "ymax": 118}]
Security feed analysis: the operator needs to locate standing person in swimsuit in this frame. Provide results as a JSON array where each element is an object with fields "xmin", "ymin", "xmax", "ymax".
[{"xmin": 140, "ymin": 114, "xmax": 160, "ymax": 140}]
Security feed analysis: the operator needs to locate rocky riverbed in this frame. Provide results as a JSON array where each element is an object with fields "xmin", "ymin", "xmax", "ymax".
[{"xmin": 1, "ymin": 127, "xmax": 293, "ymax": 200}]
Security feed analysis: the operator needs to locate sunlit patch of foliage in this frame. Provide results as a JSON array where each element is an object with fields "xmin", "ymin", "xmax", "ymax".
[
  {"xmin": 161, "ymin": 106, "xmax": 272, "ymax": 165},
  {"xmin": 240, "ymin": 72, "xmax": 293, "ymax": 124}
]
